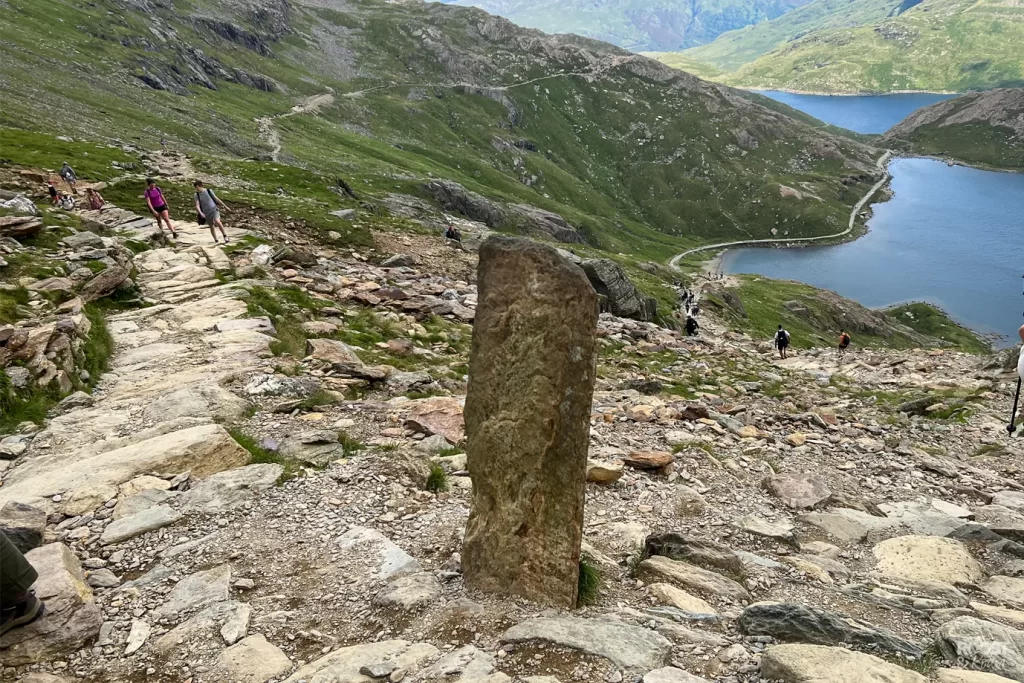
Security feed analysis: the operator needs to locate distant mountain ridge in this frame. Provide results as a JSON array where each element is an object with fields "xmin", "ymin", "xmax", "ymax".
[
  {"xmin": 442, "ymin": 0, "xmax": 813, "ymax": 51},
  {"xmin": 657, "ymin": 0, "xmax": 1024, "ymax": 94}
]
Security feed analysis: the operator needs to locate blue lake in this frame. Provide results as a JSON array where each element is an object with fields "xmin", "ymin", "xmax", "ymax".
[
  {"xmin": 754, "ymin": 90, "xmax": 956, "ymax": 134},
  {"xmin": 724, "ymin": 156, "xmax": 1024, "ymax": 345}
]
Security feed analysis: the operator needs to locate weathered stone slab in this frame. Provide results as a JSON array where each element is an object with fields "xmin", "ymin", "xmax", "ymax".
[{"xmin": 501, "ymin": 616, "xmax": 672, "ymax": 671}]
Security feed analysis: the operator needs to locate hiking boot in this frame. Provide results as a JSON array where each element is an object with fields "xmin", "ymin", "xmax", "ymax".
[{"xmin": 0, "ymin": 592, "xmax": 44, "ymax": 636}]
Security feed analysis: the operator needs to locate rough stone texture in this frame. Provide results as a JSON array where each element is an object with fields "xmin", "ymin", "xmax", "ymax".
[
  {"xmin": 100, "ymin": 505, "xmax": 182, "ymax": 545},
  {"xmin": 580, "ymin": 258, "xmax": 657, "ymax": 321},
  {"xmin": 800, "ymin": 509, "xmax": 897, "ymax": 544},
  {"xmin": 760, "ymin": 644, "xmax": 927, "ymax": 682},
  {"xmin": 937, "ymin": 617, "xmax": 1024, "ymax": 681},
  {"xmin": 155, "ymin": 564, "xmax": 231, "ymax": 618},
  {"xmin": 587, "ymin": 460, "xmax": 624, "ymax": 484},
  {"xmin": 419, "ymin": 644, "xmax": 510, "ymax": 683},
  {"xmin": 0, "ymin": 543, "xmax": 102, "ymax": 666},
  {"xmin": 764, "ymin": 473, "xmax": 832, "ymax": 509},
  {"xmin": 215, "ymin": 635, "xmax": 293, "ymax": 683},
  {"xmin": 0, "ymin": 501, "xmax": 47, "ymax": 552},
  {"xmin": 462, "ymin": 237, "xmax": 598, "ymax": 609},
  {"xmin": 639, "ymin": 555, "xmax": 750, "ymax": 603},
  {"xmin": 112, "ymin": 488, "xmax": 178, "ymax": 520},
  {"xmin": 643, "ymin": 668, "xmax": 711, "ymax": 683},
  {"xmin": 373, "ymin": 572, "xmax": 442, "ymax": 610},
  {"xmin": 154, "ymin": 601, "xmax": 250, "ymax": 653},
  {"xmin": 937, "ymin": 670, "xmax": 1020, "ymax": 683},
  {"xmin": 649, "ymin": 583, "xmax": 718, "ymax": 617},
  {"xmin": 738, "ymin": 602, "xmax": 921, "ymax": 658},
  {"xmin": 981, "ymin": 576, "xmax": 1024, "ymax": 608},
  {"xmin": 501, "ymin": 616, "xmax": 672, "ymax": 671},
  {"xmin": 283, "ymin": 639, "xmax": 439, "ymax": 683},
  {"xmin": 337, "ymin": 527, "xmax": 421, "ymax": 580},
  {"xmin": 872, "ymin": 536, "xmax": 984, "ymax": 586},
  {"xmin": 971, "ymin": 601, "xmax": 1024, "ymax": 628},
  {"xmin": 623, "ymin": 450, "xmax": 674, "ymax": 470},
  {"xmin": 404, "ymin": 397, "xmax": 465, "ymax": 445},
  {"xmin": 180, "ymin": 463, "xmax": 283, "ymax": 512},
  {"xmin": 645, "ymin": 532, "xmax": 745, "ymax": 576}
]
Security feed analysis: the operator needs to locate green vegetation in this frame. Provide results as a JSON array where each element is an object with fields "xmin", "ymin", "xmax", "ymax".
[
  {"xmin": 425, "ymin": 464, "xmax": 449, "ymax": 493},
  {"xmin": 679, "ymin": 0, "xmax": 1024, "ymax": 93},
  {"xmin": 576, "ymin": 555, "xmax": 602, "ymax": 607},
  {"xmin": 0, "ymin": 0, "xmax": 880, "ymax": 262},
  {"xmin": 338, "ymin": 431, "xmax": 366, "ymax": 458},
  {"xmin": 709, "ymin": 275, "xmax": 986, "ymax": 352},
  {"xmin": 0, "ymin": 288, "xmax": 30, "ymax": 325},
  {"xmin": 453, "ymin": 0, "xmax": 813, "ymax": 52},
  {"xmin": 885, "ymin": 303, "xmax": 990, "ymax": 353},
  {"xmin": 677, "ymin": 0, "xmax": 903, "ymax": 72},
  {"xmin": 228, "ymin": 428, "xmax": 303, "ymax": 483},
  {"xmin": 889, "ymin": 122, "xmax": 1024, "ymax": 171}
]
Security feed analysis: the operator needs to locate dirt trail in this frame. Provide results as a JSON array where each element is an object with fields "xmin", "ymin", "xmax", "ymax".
[{"xmin": 256, "ymin": 90, "xmax": 336, "ymax": 162}]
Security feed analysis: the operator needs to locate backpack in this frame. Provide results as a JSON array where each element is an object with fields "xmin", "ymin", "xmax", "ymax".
[{"xmin": 840, "ymin": 333, "xmax": 851, "ymax": 346}]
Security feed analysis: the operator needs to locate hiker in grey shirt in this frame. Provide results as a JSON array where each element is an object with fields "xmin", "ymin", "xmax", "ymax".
[{"xmin": 193, "ymin": 180, "xmax": 231, "ymax": 244}]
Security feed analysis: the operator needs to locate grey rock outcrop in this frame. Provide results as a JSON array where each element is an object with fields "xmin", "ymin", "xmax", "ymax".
[{"xmin": 580, "ymin": 259, "xmax": 657, "ymax": 321}]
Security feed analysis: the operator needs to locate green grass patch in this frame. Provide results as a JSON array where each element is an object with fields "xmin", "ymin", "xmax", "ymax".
[
  {"xmin": 228, "ymin": 428, "xmax": 303, "ymax": 484},
  {"xmin": 339, "ymin": 431, "xmax": 366, "ymax": 457},
  {"xmin": 577, "ymin": 555, "xmax": 602, "ymax": 607},
  {"xmin": 425, "ymin": 464, "xmax": 449, "ymax": 493},
  {"xmin": 885, "ymin": 302, "xmax": 990, "ymax": 353}
]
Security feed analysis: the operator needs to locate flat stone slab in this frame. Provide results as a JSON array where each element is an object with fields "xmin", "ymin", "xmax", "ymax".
[
  {"xmin": 337, "ymin": 527, "xmax": 420, "ymax": 580},
  {"xmin": 180, "ymin": 463, "xmax": 282, "ymax": 512},
  {"xmin": 643, "ymin": 668, "xmax": 710, "ymax": 683},
  {"xmin": 501, "ymin": 616, "xmax": 673, "ymax": 671},
  {"xmin": 283, "ymin": 640, "xmax": 439, "ymax": 683},
  {"xmin": 938, "ymin": 617, "xmax": 1024, "ymax": 681},
  {"xmin": 215, "ymin": 317, "xmax": 276, "ymax": 334},
  {"xmin": 155, "ymin": 564, "xmax": 231, "ymax": 619},
  {"xmin": 800, "ymin": 508, "xmax": 897, "ymax": 544},
  {"xmin": 100, "ymin": 505, "xmax": 181, "ymax": 545},
  {"xmin": 639, "ymin": 555, "xmax": 750, "ymax": 603},
  {"xmin": 872, "ymin": 536, "xmax": 984, "ymax": 586},
  {"xmin": 216, "ymin": 635, "xmax": 292, "ymax": 683},
  {"xmin": 760, "ymin": 644, "xmax": 926, "ymax": 683}
]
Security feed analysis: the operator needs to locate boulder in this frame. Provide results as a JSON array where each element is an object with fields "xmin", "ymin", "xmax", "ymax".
[
  {"xmin": 154, "ymin": 564, "xmax": 231, "ymax": 619},
  {"xmin": 100, "ymin": 505, "xmax": 182, "ymax": 545},
  {"xmin": 0, "ymin": 543, "xmax": 102, "ymax": 666},
  {"xmin": 739, "ymin": 515, "xmax": 796, "ymax": 544},
  {"xmin": 937, "ymin": 617, "xmax": 1024, "ymax": 681},
  {"xmin": 872, "ymin": 536, "xmax": 984, "ymax": 586},
  {"xmin": 760, "ymin": 644, "xmax": 926, "ymax": 682},
  {"xmin": 462, "ymin": 237, "xmax": 598, "ymax": 609},
  {"xmin": 373, "ymin": 572, "xmax": 442, "ymax": 611},
  {"xmin": 337, "ymin": 527, "xmax": 420, "ymax": 580},
  {"xmin": 216, "ymin": 635, "xmax": 293, "ymax": 683},
  {"xmin": 981, "ymin": 576, "xmax": 1024, "ymax": 609},
  {"xmin": 112, "ymin": 488, "xmax": 178, "ymax": 520},
  {"xmin": 645, "ymin": 532, "xmax": 745, "ymax": 576},
  {"xmin": 587, "ymin": 460, "xmax": 623, "ymax": 484},
  {"xmin": 61, "ymin": 231, "xmax": 104, "ymax": 249},
  {"xmin": 580, "ymin": 258, "xmax": 656, "ymax": 321},
  {"xmin": 738, "ymin": 602, "xmax": 921, "ymax": 658},
  {"xmin": 60, "ymin": 484, "xmax": 117, "ymax": 517},
  {"xmin": 501, "ymin": 616, "xmax": 672, "ymax": 671},
  {"xmin": 80, "ymin": 265, "xmax": 130, "ymax": 302},
  {"xmin": 424, "ymin": 179, "xmax": 507, "ymax": 227},
  {"xmin": 404, "ymin": 397, "xmax": 465, "ymax": 445},
  {"xmin": 764, "ymin": 473, "xmax": 832, "ymax": 509},
  {"xmin": 0, "ymin": 502, "xmax": 46, "ymax": 553},
  {"xmin": 507, "ymin": 204, "xmax": 584, "ymax": 244},
  {"xmin": 154, "ymin": 601, "xmax": 251, "ymax": 652},
  {"xmin": 649, "ymin": 583, "xmax": 718, "ymax": 618},
  {"xmin": 283, "ymin": 640, "xmax": 439, "ymax": 683},
  {"xmin": 623, "ymin": 451, "xmax": 674, "ymax": 470},
  {"xmin": 119, "ymin": 474, "xmax": 170, "ymax": 497},
  {"xmin": 639, "ymin": 556, "xmax": 750, "ymax": 603},
  {"xmin": 305, "ymin": 338, "xmax": 363, "ymax": 365},
  {"xmin": 180, "ymin": 463, "xmax": 282, "ymax": 512},
  {"xmin": 800, "ymin": 508, "xmax": 898, "ymax": 544},
  {"xmin": 418, "ymin": 644, "xmax": 510, "ymax": 683}
]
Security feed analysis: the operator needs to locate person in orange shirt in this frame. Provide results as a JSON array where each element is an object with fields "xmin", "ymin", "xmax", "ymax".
[{"xmin": 838, "ymin": 329, "xmax": 851, "ymax": 357}]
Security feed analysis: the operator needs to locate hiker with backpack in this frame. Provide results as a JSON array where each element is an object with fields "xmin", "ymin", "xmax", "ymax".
[
  {"xmin": 144, "ymin": 178, "xmax": 178, "ymax": 240},
  {"xmin": 838, "ymin": 329, "xmax": 852, "ymax": 357},
  {"xmin": 60, "ymin": 162, "xmax": 77, "ymax": 193},
  {"xmin": 685, "ymin": 314, "xmax": 699, "ymax": 336},
  {"xmin": 774, "ymin": 324, "xmax": 791, "ymax": 359},
  {"xmin": 193, "ymin": 180, "xmax": 230, "ymax": 244}
]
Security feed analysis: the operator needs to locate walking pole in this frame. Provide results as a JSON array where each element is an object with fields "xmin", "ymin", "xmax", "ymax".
[{"xmin": 1011, "ymin": 377, "xmax": 1022, "ymax": 436}]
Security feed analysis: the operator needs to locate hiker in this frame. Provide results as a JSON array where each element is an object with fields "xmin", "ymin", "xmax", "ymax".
[
  {"xmin": 0, "ymin": 532, "xmax": 44, "ymax": 636},
  {"xmin": 144, "ymin": 178, "xmax": 177, "ymax": 239},
  {"xmin": 58, "ymin": 193, "xmax": 76, "ymax": 211},
  {"xmin": 193, "ymin": 180, "xmax": 230, "ymax": 244},
  {"xmin": 85, "ymin": 187, "xmax": 104, "ymax": 211},
  {"xmin": 685, "ymin": 314, "xmax": 699, "ymax": 336},
  {"xmin": 59, "ymin": 162, "xmax": 77, "ymax": 193},
  {"xmin": 444, "ymin": 221, "xmax": 462, "ymax": 242},
  {"xmin": 47, "ymin": 182, "xmax": 58, "ymax": 206},
  {"xmin": 838, "ymin": 329, "xmax": 852, "ymax": 356},
  {"xmin": 160, "ymin": 136, "xmax": 167, "ymax": 152},
  {"xmin": 774, "ymin": 324, "xmax": 791, "ymax": 359}
]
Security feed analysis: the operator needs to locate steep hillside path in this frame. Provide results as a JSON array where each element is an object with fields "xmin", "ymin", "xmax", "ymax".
[{"xmin": 669, "ymin": 150, "xmax": 893, "ymax": 271}]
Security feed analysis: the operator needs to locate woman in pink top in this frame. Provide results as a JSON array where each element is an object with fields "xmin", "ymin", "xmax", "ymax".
[{"xmin": 144, "ymin": 178, "xmax": 177, "ymax": 239}]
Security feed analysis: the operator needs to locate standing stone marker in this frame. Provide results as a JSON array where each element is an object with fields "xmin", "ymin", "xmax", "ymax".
[{"xmin": 462, "ymin": 236, "xmax": 598, "ymax": 608}]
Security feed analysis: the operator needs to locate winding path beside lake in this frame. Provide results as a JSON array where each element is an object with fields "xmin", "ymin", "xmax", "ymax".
[{"xmin": 668, "ymin": 150, "xmax": 892, "ymax": 271}]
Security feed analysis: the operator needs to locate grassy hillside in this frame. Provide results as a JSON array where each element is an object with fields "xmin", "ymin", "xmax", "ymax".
[
  {"xmin": 677, "ymin": 0, "xmax": 905, "ymax": 71},
  {"xmin": 444, "ymin": 0, "xmax": 812, "ymax": 52},
  {"xmin": 701, "ymin": 0, "xmax": 1024, "ymax": 93},
  {"xmin": 0, "ymin": 0, "xmax": 881, "ymax": 261},
  {"xmin": 881, "ymin": 88, "xmax": 1024, "ymax": 170}
]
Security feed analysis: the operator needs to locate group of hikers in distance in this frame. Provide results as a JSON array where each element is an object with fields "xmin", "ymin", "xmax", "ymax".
[{"xmin": 774, "ymin": 325, "xmax": 852, "ymax": 359}]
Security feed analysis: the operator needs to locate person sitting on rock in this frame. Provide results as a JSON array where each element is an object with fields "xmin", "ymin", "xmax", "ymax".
[
  {"xmin": 0, "ymin": 532, "xmax": 44, "ymax": 636},
  {"xmin": 443, "ymin": 219, "xmax": 462, "ymax": 242},
  {"xmin": 85, "ymin": 187, "xmax": 105, "ymax": 211},
  {"xmin": 60, "ymin": 162, "xmax": 77, "ymax": 193},
  {"xmin": 838, "ymin": 329, "xmax": 851, "ymax": 357},
  {"xmin": 144, "ymin": 178, "xmax": 177, "ymax": 240},
  {"xmin": 193, "ymin": 180, "xmax": 230, "ymax": 245},
  {"xmin": 58, "ymin": 192, "xmax": 76, "ymax": 210}
]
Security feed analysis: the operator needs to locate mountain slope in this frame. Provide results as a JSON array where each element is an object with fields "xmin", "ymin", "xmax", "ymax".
[
  {"xmin": 442, "ymin": 0, "xmax": 813, "ymax": 52},
  {"xmin": 1, "ymin": 0, "xmax": 880, "ymax": 258},
  {"xmin": 676, "ymin": 0, "xmax": 905, "ymax": 72},
  {"xmin": 699, "ymin": 0, "xmax": 1024, "ymax": 93},
  {"xmin": 881, "ymin": 88, "xmax": 1024, "ymax": 170}
]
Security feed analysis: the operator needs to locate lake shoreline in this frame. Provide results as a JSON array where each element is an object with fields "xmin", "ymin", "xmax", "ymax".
[{"xmin": 743, "ymin": 87, "xmax": 960, "ymax": 97}]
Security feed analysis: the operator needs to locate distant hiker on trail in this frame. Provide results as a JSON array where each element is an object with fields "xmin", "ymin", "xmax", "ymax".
[
  {"xmin": 85, "ymin": 187, "xmax": 104, "ymax": 211},
  {"xmin": 774, "ymin": 324, "xmax": 791, "ymax": 359},
  {"xmin": 193, "ymin": 180, "xmax": 230, "ymax": 244},
  {"xmin": 47, "ymin": 182, "xmax": 58, "ymax": 206},
  {"xmin": 838, "ymin": 329, "xmax": 852, "ymax": 357},
  {"xmin": 60, "ymin": 162, "xmax": 77, "ymax": 193},
  {"xmin": 685, "ymin": 314, "xmax": 699, "ymax": 336},
  {"xmin": 443, "ymin": 219, "xmax": 462, "ymax": 242},
  {"xmin": 144, "ymin": 178, "xmax": 177, "ymax": 240},
  {"xmin": 160, "ymin": 137, "xmax": 167, "ymax": 152}
]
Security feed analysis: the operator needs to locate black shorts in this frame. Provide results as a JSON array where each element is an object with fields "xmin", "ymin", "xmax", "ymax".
[{"xmin": 153, "ymin": 204, "xmax": 168, "ymax": 213}]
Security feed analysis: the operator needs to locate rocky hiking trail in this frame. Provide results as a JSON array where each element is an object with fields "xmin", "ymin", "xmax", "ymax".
[{"xmin": 2, "ymin": 171, "xmax": 1024, "ymax": 683}]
